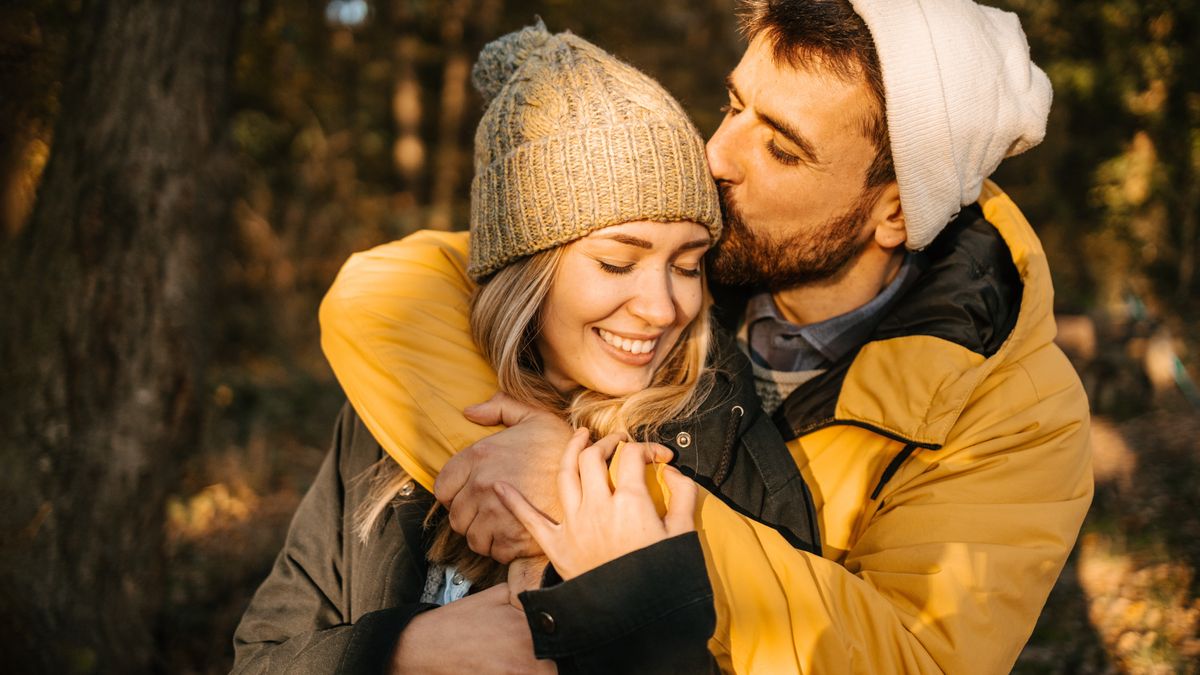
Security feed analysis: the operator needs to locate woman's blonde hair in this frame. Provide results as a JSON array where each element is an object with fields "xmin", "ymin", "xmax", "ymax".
[{"xmin": 354, "ymin": 239, "xmax": 714, "ymax": 588}]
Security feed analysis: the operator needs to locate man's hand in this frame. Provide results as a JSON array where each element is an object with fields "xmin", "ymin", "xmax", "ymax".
[
  {"xmin": 495, "ymin": 430, "xmax": 694, "ymax": 580},
  {"xmin": 390, "ymin": 584, "xmax": 555, "ymax": 674},
  {"xmin": 434, "ymin": 392, "xmax": 573, "ymax": 563}
]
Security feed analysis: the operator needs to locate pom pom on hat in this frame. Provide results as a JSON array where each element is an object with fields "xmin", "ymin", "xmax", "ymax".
[
  {"xmin": 470, "ymin": 18, "xmax": 552, "ymax": 108},
  {"xmin": 848, "ymin": 0, "xmax": 1052, "ymax": 250}
]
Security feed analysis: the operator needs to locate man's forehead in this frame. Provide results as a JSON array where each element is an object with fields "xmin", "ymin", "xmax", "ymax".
[{"xmin": 729, "ymin": 41, "xmax": 872, "ymax": 137}]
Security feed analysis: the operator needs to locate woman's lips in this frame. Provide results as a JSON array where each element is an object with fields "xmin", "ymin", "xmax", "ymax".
[{"xmin": 597, "ymin": 327, "xmax": 658, "ymax": 354}]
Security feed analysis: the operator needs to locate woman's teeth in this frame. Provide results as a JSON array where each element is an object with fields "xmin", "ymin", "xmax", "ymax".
[{"xmin": 598, "ymin": 328, "xmax": 657, "ymax": 355}]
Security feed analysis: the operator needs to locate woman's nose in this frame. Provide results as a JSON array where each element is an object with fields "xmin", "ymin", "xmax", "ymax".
[{"xmin": 627, "ymin": 273, "xmax": 677, "ymax": 328}]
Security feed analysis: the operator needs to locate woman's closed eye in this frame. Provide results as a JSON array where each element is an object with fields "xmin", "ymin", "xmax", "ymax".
[
  {"xmin": 597, "ymin": 260, "xmax": 635, "ymax": 275},
  {"xmin": 597, "ymin": 259, "xmax": 702, "ymax": 278}
]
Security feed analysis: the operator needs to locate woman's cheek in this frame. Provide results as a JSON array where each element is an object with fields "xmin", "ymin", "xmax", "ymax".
[{"xmin": 678, "ymin": 278, "xmax": 704, "ymax": 325}]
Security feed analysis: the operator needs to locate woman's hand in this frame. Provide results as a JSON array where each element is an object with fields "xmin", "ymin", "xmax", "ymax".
[
  {"xmin": 494, "ymin": 429, "xmax": 696, "ymax": 581},
  {"xmin": 506, "ymin": 555, "xmax": 550, "ymax": 608}
]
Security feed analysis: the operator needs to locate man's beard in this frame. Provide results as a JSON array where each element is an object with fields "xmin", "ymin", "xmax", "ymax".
[{"xmin": 711, "ymin": 184, "xmax": 876, "ymax": 292}]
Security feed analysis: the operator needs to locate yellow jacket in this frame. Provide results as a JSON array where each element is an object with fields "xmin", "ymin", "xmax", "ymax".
[{"xmin": 319, "ymin": 181, "xmax": 1093, "ymax": 673}]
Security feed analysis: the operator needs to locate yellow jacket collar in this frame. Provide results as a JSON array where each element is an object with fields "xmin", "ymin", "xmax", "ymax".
[{"xmin": 776, "ymin": 181, "xmax": 1055, "ymax": 447}]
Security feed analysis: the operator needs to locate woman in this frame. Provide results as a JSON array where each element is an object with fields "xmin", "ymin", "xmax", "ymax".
[{"xmin": 233, "ymin": 22, "xmax": 817, "ymax": 674}]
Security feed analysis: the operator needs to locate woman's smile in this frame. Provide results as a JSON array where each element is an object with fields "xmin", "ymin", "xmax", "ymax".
[
  {"xmin": 594, "ymin": 327, "xmax": 658, "ymax": 366},
  {"xmin": 535, "ymin": 220, "xmax": 711, "ymax": 397}
]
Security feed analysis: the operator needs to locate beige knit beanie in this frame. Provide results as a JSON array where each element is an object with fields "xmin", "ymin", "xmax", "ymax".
[
  {"xmin": 848, "ymin": 0, "xmax": 1053, "ymax": 250},
  {"xmin": 467, "ymin": 21, "xmax": 721, "ymax": 280}
]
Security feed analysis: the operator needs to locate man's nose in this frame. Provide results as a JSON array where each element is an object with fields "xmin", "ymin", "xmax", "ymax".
[{"xmin": 706, "ymin": 115, "xmax": 743, "ymax": 184}]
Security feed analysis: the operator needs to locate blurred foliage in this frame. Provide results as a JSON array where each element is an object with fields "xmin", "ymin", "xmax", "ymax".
[
  {"xmin": 994, "ymin": 0, "xmax": 1199, "ymax": 328},
  {"xmin": 1, "ymin": 0, "xmax": 1198, "ymax": 672}
]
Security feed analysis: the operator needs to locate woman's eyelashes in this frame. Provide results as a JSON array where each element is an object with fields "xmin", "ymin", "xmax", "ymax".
[
  {"xmin": 597, "ymin": 260, "xmax": 635, "ymax": 275},
  {"xmin": 596, "ymin": 259, "xmax": 701, "ymax": 278}
]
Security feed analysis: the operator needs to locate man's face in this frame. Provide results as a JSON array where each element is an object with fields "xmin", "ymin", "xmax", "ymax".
[{"xmin": 707, "ymin": 35, "xmax": 884, "ymax": 290}]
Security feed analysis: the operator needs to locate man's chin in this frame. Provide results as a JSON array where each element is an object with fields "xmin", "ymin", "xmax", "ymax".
[
  {"xmin": 709, "ymin": 220, "xmax": 773, "ymax": 287},
  {"xmin": 712, "ymin": 208, "xmax": 873, "ymax": 292},
  {"xmin": 710, "ymin": 232, "xmax": 806, "ymax": 290},
  {"xmin": 711, "ymin": 241, "xmax": 860, "ymax": 292}
]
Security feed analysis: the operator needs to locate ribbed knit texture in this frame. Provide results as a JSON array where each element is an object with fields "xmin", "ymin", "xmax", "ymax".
[
  {"xmin": 467, "ymin": 21, "xmax": 721, "ymax": 280},
  {"xmin": 848, "ymin": 0, "xmax": 1052, "ymax": 250}
]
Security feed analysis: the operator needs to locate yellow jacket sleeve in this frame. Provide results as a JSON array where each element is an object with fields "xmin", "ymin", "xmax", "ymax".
[{"xmin": 319, "ymin": 230, "xmax": 498, "ymax": 490}]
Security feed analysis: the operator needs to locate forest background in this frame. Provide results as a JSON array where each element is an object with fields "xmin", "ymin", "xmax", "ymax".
[{"xmin": 1, "ymin": 0, "xmax": 1198, "ymax": 672}]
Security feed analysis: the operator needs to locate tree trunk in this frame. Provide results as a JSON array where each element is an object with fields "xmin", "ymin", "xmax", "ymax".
[{"xmin": 0, "ymin": 1, "xmax": 238, "ymax": 671}]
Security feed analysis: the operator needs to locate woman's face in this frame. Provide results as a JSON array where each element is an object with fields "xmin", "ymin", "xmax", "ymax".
[{"xmin": 536, "ymin": 220, "xmax": 711, "ymax": 397}]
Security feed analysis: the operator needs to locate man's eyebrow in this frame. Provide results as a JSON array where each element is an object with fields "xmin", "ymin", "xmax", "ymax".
[
  {"xmin": 725, "ymin": 74, "xmax": 740, "ymax": 101},
  {"xmin": 726, "ymin": 74, "xmax": 823, "ymax": 166},
  {"xmin": 758, "ymin": 110, "xmax": 822, "ymax": 166}
]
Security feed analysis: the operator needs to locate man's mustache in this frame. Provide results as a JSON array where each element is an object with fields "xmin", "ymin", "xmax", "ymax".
[{"xmin": 716, "ymin": 183, "xmax": 745, "ymax": 238}]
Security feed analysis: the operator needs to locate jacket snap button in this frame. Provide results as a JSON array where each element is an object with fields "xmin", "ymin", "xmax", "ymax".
[
  {"xmin": 399, "ymin": 482, "xmax": 415, "ymax": 497},
  {"xmin": 535, "ymin": 610, "xmax": 556, "ymax": 634},
  {"xmin": 451, "ymin": 572, "xmax": 465, "ymax": 586},
  {"xmin": 675, "ymin": 431, "xmax": 692, "ymax": 448}
]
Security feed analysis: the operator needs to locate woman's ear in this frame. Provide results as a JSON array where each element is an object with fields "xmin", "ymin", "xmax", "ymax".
[{"xmin": 870, "ymin": 182, "xmax": 907, "ymax": 250}]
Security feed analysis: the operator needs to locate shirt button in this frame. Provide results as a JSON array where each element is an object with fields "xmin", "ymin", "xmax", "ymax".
[
  {"xmin": 451, "ymin": 572, "xmax": 465, "ymax": 586},
  {"xmin": 675, "ymin": 431, "xmax": 692, "ymax": 448},
  {"xmin": 399, "ymin": 481, "xmax": 415, "ymax": 497},
  {"xmin": 534, "ymin": 610, "xmax": 556, "ymax": 634}
]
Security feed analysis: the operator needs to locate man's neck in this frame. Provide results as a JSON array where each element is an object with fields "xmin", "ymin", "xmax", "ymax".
[{"xmin": 772, "ymin": 246, "xmax": 905, "ymax": 327}]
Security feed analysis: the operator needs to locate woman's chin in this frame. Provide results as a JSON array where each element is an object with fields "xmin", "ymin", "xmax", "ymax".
[{"xmin": 577, "ymin": 371, "xmax": 653, "ymax": 398}]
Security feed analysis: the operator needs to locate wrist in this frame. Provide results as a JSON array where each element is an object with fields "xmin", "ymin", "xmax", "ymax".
[
  {"xmin": 388, "ymin": 610, "xmax": 433, "ymax": 674},
  {"xmin": 518, "ymin": 533, "xmax": 713, "ymax": 659}
]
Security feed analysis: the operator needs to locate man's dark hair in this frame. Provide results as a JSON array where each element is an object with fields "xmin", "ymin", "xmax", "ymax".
[{"xmin": 738, "ymin": 0, "xmax": 895, "ymax": 190}]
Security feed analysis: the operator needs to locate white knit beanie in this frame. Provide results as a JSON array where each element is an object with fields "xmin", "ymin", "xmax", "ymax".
[{"xmin": 847, "ymin": 0, "xmax": 1052, "ymax": 250}]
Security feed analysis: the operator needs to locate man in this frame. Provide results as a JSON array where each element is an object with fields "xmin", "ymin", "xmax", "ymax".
[{"xmin": 319, "ymin": 0, "xmax": 1092, "ymax": 672}]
